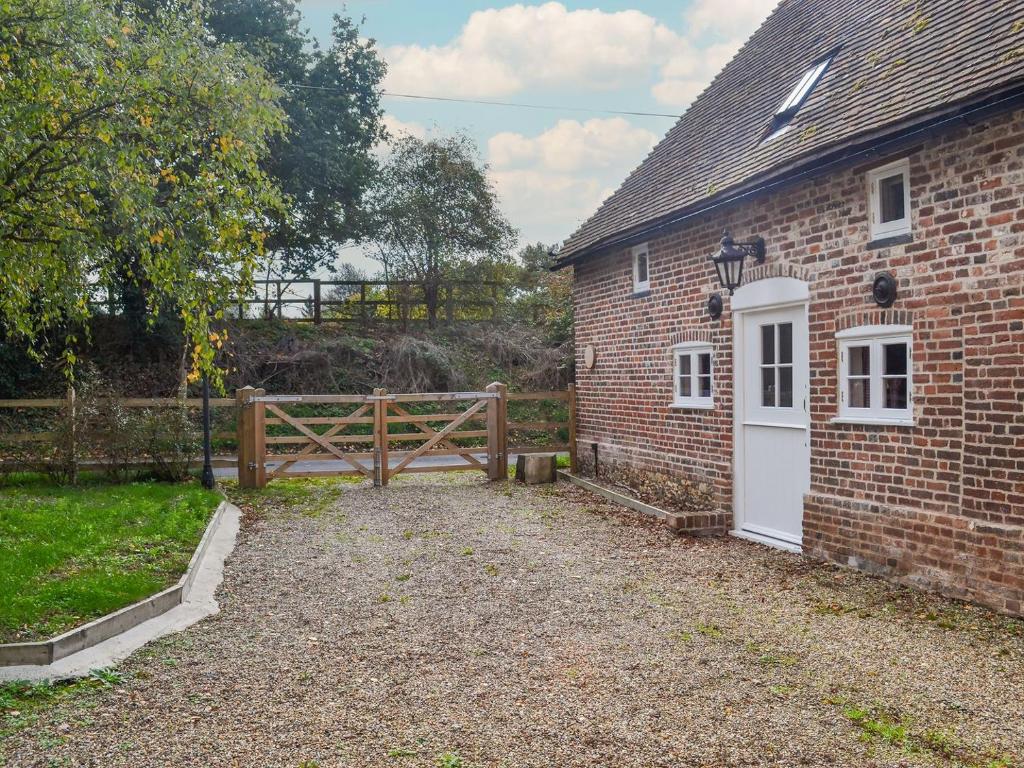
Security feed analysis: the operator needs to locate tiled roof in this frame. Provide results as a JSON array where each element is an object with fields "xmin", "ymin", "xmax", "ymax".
[{"xmin": 557, "ymin": 0, "xmax": 1024, "ymax": 264}]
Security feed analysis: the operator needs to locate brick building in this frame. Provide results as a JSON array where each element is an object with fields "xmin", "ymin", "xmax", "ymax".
[{"xmin": 554, "ymin": 0, "xmax": 1024, "ymax": 615}]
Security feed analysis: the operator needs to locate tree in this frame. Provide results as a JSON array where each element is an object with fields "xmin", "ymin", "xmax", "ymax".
[
  {"xmin": 207, "ymin": 0, "xmax": 387, "ymax": 279},
  {"xmin": 512, "ymin": 243, "xmax": 573, "ymax": 344},
  {"xmin": 368, "ymin": 133, "xmax": 518, "ymax": 328},
  {"xmin": 0, "ymin": 0, "xmax": 285, "ymax": 385}
]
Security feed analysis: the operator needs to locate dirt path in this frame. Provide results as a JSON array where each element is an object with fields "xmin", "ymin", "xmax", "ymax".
[{"xmin": 3, "ymin": 475, "xmax": 1022, "ymax": 767}]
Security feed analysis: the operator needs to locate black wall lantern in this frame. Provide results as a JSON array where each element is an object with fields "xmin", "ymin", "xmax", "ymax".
[{"xmin": 710, "ymin": 231, "xmax": 766, "ymax": 295}]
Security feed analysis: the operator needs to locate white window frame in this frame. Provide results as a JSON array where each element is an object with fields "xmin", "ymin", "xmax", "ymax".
[
  {"xmin": 671, "ymin": 342, "xmax": 714, "ymax": 409},
  {"xmin": 777, "ymin": 56, "xmax": 831, "ymax": 117},
  {"xmin": 867, "ymin": 158, "xmax": 912, "ymax": 240},
  {"xmin": 631, "ymin": 243, "xmax": 650, "ymax": 294},
  {"xmin": 834, "ymin": 325, "xmax": 913, "ymax": 426}
]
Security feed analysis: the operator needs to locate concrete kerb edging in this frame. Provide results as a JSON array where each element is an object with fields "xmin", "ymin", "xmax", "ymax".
[
  {"xmin": 557, "ymin": 470, "xmax": 692, "ymax": 531},
  {"xmin": 0, "ymin": 498, "xmax": 236, "ymax": 670}
]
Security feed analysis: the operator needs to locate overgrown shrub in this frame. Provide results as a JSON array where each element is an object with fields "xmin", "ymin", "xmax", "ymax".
[
  {"xmin": 0, "ymin": 402, "xmax": 87, "ymax": 485},
  {"xmin": 464, "ymin": 325, "xmax": 571, "ymax": 390},
  {"xmin": 81, "ymin": 397, "xmax": 144, "ymax": 484},
  {"xmin": 378, "ymin": 335, "xmax": 466, "ymax": 392},
  {"xmin": 138, "ymin": 407, "xmax": 201, "ymax": 482}
]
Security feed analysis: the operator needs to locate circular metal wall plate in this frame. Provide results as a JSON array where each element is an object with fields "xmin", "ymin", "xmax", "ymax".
[
  {"xmin": 872, "ymin": 272, "xmax": 898, "ymax": 308},
  {"xmin": 707, "ymin": 293, "xmax": 724, "ymax": 320},
  {"xmin": 583, "ymin": 345, "xmax": 596, "ymax": 369}
]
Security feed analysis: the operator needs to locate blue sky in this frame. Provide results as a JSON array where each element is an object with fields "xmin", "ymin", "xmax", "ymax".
[{"xmin": 295, "ymin": 0, "xmax": 777, "ymax": 271}]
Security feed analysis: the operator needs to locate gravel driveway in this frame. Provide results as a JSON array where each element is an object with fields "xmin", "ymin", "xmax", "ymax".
[{"xmin": 3, "ymin": 474, "xmax": 1022, "ymax": 767}]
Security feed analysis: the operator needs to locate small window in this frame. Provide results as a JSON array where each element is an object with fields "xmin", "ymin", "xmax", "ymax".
[
  {"xmin": 836, "ymin": 325, "xmax": 913, "ymax": 424},
  {"xmin": 867, "ymin": 159, "xmax": 911, "ymax": 240},
  {"xmin": 764, "ymin": 51, "xmax": 836, "ymax": 140},
  {"xmin": 632, "ymin": 243, "xmax": 650, "ymax": 293},
  {"xmin": 672, "ymin": 343, "xmax": 714, "ymax": 409}
]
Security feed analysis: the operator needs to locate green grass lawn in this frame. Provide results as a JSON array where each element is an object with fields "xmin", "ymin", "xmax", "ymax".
[{"xmin": 0, "ymin": 475, "xmax": 221, "ymax": 644}]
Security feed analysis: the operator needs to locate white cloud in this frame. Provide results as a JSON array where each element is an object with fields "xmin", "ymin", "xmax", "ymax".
[
  {"xmin": 372, "ymin": 116, "xmax": 429, "ymax": 159},
  {"xmin": 381, "ymin": 1, "xmax": 778, "ymax": 109},
  {"xmin": 488, "ymin": 118, "xmax": 659, "ymax": 244},
  {"xmin": 381, "ymin": 115, "xmax": 427, "ymax": 140},
  {"xmin": 647, "ymin": 0, "xmax": 777, "ymax": 107},
  {"xmin": 490, "ymin": 118, "xmax": 657, "ymax": 174},
  {"xmin": 684, "ymin": 0, "xmax": 779, "ymax": 40},
  {"xmin": 651, "ymin": 38, "xmax": 746, "ymax": 107},
  {"xmin": 384, "ymin": 2, "xmax": 679, "ymax": 98}
]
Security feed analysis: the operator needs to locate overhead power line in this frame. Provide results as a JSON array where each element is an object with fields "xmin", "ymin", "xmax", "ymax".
[{"xmin": 279, "ymin": 82, "xmax": 682, "ymax": 119}]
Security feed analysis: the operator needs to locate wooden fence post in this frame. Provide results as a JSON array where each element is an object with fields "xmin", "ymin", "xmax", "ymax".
[
  {"xmin": 236, "ymin": 386, "xmax": 266, "ymax": 489},
  {"xmin": 66, "ymin": 385, "xmax": 78, "ymax": 485},
  {"xmin": 567, "ymin": 383, "xmax": 578, "ymax": 474},
  {"xmin": 253, "ymin": 388, "xmax": 266, "ymax": 487},
  {"xmin": 236, "ymin": 387, "xmax": 253, "ymax": 488},
  {"xmin": 313, "ymin": 280, "xmax": 322, "ymax": 325},
  {"xmin": 498, "ymin": 383, "xmax": 508, "ymax": 479},
  {"xmin": 372, "ymin": 387, "xmax": 381, "ymax": 487},
  {"xmin": 486, "ymin": 382, "xmax": 507, "ymax": 480},
  {"xmin": 373, "ymin": 387, "xmax": 390, "ymax": 487}
]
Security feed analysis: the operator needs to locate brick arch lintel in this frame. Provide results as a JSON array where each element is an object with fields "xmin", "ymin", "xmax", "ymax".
[
  {"xmin": 742, "ymin": 261, "xmax": 812, "ymax": 285},
  {"xmin": 836, "ymin": 308, "xmax": 916, "ymax": 331},
  {"xmin": 668, "ymin": 328, "xmax": 714, "ymax": 346}
]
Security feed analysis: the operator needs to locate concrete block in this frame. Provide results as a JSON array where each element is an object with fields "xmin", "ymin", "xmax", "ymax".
[{"xmin": 516, "ymin": 453, "xmax": 557, "ymax": 484}]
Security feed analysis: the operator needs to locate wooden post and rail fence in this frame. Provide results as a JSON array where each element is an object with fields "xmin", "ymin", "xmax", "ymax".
[
  {"xmin": 91, "ymin": 279, "xmax": 515, "ymax": 326},
  {"xmin": 0, "ymin": 384, "xmax": 577, "ymax": 485}
]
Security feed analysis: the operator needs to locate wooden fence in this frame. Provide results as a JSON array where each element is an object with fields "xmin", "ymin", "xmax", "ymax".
[
  {"xmin": 236, "ymin": 384, "xmax": 576, "ymax": 488},
  {"xmin": 93, "ymin": 280, "xmax": 511, "ymax": 325},
  {"xmin": 0, "ymin": 394, "xmax": 239, "ymax": 472},
  {"xmin": 0, "ymin": 384, "xmax": 576, "ymax": 482}
]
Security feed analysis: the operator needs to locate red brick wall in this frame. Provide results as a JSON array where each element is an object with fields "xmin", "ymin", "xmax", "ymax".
[{"xmin": 571, "ymin": 108, "xmax": 1024, "ymax": 615}]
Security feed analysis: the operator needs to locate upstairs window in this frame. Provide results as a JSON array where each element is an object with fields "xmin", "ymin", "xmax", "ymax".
[
  {"xmin": 672, "ymin": 342, "xmax": 714, "ymax": 409},
  {"xmin": 835, "ymin": 325, "xmax": 913, "ymax": 425},
  {"xmin": 867, "ymin": 159, "xmax": 911, "ymax": 241},
  {"xmin": 764, "ymin": 51, "xmax": 836, "ymax": 140},
  {"xmin": 632, "ymin": 243, "xmax": 650, "ymax": 293}
]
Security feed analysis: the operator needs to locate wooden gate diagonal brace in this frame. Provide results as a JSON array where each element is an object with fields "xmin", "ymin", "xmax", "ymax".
[
  {"xmin": 265, "ymin": 403, "xmax": 373, "ymax": 477},
  {"xmin": 390, "ymin": 398, "xmax": 489, "ymax": 475},
  {"xmin": 389, "ymin": 403, "xmax": 484, "ymax": 468}
]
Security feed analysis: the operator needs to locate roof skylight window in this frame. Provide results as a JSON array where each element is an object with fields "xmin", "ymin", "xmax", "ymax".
[
  {"xmin": 778, "ymin": 59, "xmax": 828, "ymax": 115},
  {"xmin": 764, "ymin": 50, "xmax": 837, "ymax": 141}
]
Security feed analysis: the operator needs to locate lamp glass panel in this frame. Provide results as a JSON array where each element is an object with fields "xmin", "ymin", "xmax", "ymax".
[
  {"xmin": 713, "ymin": 258, "xmax": 729, "ymax": 290},
  {"xmin": 727, "ymin": 255, "xmax": 744, "ymax": 290}
]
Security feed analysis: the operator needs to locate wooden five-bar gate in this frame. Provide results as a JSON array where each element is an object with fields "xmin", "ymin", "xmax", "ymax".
[{"xmin": 236, "ymin": 383, "xmax": 576, "ymax": 489}]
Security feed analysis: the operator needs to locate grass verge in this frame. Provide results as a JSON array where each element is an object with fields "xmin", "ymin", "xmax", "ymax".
[{"xmin": 0, "ymin": 474, "xmax": 220, "ymax": 644}]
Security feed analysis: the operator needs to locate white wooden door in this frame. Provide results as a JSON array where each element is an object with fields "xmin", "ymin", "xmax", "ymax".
[{"xmin": 735, "ymin": 304, "xmax": 810, "ymax": 550}]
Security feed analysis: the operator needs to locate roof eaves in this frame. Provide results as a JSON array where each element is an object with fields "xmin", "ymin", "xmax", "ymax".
[{"xmin": 552, "ymin": 80, "xmax": 1024, "ymax": 271}]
